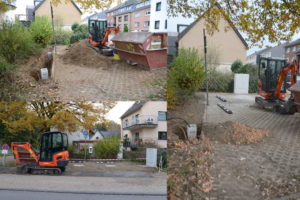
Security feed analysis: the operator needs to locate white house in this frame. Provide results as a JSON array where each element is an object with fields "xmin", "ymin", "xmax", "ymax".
[
  {"xmin": 149, "ymin": 0, "xmax": 195, "ymax": 36},
  {"xmin": 121, "ymin": 101, "xmax": 167, "ymax": 148}
]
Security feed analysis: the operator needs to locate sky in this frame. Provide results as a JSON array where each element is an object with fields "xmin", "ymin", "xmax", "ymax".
[
  {"xmin": 15, "ymin": 0, "xmax": 300, "ymax": 56},
  {"xmin": 106, "ymin": 101, "xmax": 135, "ymax": 125}
]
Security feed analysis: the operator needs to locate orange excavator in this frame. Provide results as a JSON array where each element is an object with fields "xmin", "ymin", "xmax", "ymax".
[
  {"xmin": 255, "ymin": 55, "xmax": 299, "ymax": 114},
  {"xmin": 11, "ymin": 131, "xmax": 69, "ymax": 175},
  {"xmin": 88, "ymin": 19, "xmax": 120, "ymax": 55}
]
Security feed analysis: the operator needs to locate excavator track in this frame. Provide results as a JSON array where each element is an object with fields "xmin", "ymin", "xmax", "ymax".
[{"xmin": 30, "ymin": 167, "xmax": 62, "ymax": 175}]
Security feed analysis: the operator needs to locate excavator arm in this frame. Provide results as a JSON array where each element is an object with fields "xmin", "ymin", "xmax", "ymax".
[{"xmin": 274, "ymin": 60, "xmax": 299, "ymax": 98}]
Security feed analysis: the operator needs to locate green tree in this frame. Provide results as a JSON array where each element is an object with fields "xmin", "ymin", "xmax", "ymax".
[
  {"xmin": 30, "ymin": 16, "xmax": 53, "ymax": 47},
  {"xmin": 93, "ymin": 136, "xmax": 120, "ymax": 159}
]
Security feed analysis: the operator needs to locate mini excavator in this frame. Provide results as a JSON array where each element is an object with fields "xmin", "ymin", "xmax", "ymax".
[
  {"xmin": 255, "ymin": 55, "xmax": 299, "ymax": 114},
  {"xmin": 11, "ymin": 131, "xmax": 69, "ymax": 175},
  {"xmin": 87, "ymin": 19, "xmax": 120, "ymax": 55}
]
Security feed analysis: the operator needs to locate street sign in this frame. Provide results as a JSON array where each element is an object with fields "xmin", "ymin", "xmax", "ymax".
[
  {"xmin": 2, "ymin": 144, "xmax": 9, "ymax": 150},
  {"xmin": 83, "ymin": 131, "xmax": 88, "ymax": 138}
]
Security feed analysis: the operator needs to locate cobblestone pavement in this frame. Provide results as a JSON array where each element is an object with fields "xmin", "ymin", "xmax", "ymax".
[
  {"xmin": 53, "ymin": 46, "xmax": 166, "ymax": 101},
  {"xmin": 203, "ymin": 93, "xmax": 300, "ymax": 200}
]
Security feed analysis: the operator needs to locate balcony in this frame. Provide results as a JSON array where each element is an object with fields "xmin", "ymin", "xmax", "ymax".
[{"xmin": 123, "ymin": 115, "xmax": 158, "ymax": 130}]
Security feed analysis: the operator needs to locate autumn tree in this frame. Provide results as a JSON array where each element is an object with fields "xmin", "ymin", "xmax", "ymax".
[{"xmin": 168, "ymin": 0, "xmax": 300, "ymax": 46}]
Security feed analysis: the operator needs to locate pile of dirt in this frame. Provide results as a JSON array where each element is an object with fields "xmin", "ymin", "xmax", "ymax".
[
  {"xmin": 61, "ymin": 40, "xmax": 112, "ymax": 68},
  {"xmin": 205, "ymin": 121, "xmax": 270, "ymax": 145},
  {"xmin": 168, "ymin": 137, "xmax": 213, "ymax": 200}
]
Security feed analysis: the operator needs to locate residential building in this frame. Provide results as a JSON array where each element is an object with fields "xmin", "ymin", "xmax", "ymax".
[
  {"xmin": 33, "ymin": 0, "xmax": 82, "ymax": 30},
  {"xmin": 50, "ymin": 126, "xmax": 120, "ymax": 150},
  {"xmin": 130, "ymin": 0, "xmax": 151, "ymax": 32},
  {"xmin": 149, "ymin": 0, "xmax": 194, "ymax": 35},
  {"xmin": 0, "ymin": 0, "xmax": 17, "ymax": 22},
  {"xmin": 121, "ymin": 101, "xmax": 167, "ymax": 149},
  {"xmin": 285, "ymin": 39, "xmax": 300, "ymax": 63},
  {"xmin": 106, "ymin": 0, "xmax": 150, "ymax": 32},
  {"xmin": 178, "ymin": 11, "xmax": 248, "ymax": 72},
  {"xmin": 247, "ymin": 43, "xmax": 287, "ymax": 64}
]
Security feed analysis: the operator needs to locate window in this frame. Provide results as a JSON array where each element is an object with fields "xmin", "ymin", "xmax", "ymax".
[
  {"xmin": 144, "ymin": 21, "xmax": 150, "ymax": 27},
  {"xmin": 124, "ymin": 15, "xmax": 128, "ymax": 21},
  {"xmin": 158, "ymin": 111, "xmax": 167, "ymax": 121},
  {"xmin": 158, "ymin": 132, "xmax": 167, "ymax": 140},
  {"xmin": 135, "ymin": 114, "xmax": 140, "ymax": 123},
  {"xmin": 52, "ymin": 133, "xmax": 63, "ymax": 149},
  {"xmin": 145, "ymin": 10, "xmax": 151, "ymax": 16},
  {"xmin": 293, "ymin": 46, "xmax": 296, "ymax": 52},
  {"xmin": 155, "ymin": 20, "xmax": 160, "ymax": 29},
  {"xmin": 134, "ymin": 22, "xmax": 140, "ymax": 27},
  {"xmin": 118, "ymin": 16, "xmax": 122, "ymax": 22},
  {"xmin": 287, "ymin": 48, "xmax": 290, "ymax": 53},
  {"xmin": 165, "ymin": 19, "xmax": 167, "ymax": 29},
  {"xmin": 156, "ymin": 2, "xmax": 161, "ymax": 11},
  {"xmin": 125, "ymin": 119, "xmax": 128, "ymax": 127},
  {"xmin": 135, "ymin": 12, "xmax": 141, "ymax": 18}
]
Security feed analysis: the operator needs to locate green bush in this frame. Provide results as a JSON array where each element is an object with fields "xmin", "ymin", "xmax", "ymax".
[
  {"xmin": 231, "ymin": 60, "xmax": 243, "ymax": 73},
  {"xmin": 53, "ymin": 28, "xmax": 72, "ymax": 45},
  {"xmin": 70, "ymin": 32, "xmax": 88, "ymax": 44},
  {"xmin": 0, "ymin": 22, "xmax": 39, "ymax": 63},
  {"xmin": 168, "ymin": 48, "xmax": 205, "ymax": 107},
  {"xmin": 0, "ymin": 56, "xmax": 15, "ymax": 73},
  {"xmin": 123, "ymin": 24, "xmax": 129, "ymax": 32},
  {"xmin": 71, "ymin": 23, "xmax": 80, "ymax": 32},
  {"xmin": 94, "ymin": 136, "xmax": 120, "ymax": 159},
  {"xmin": 30, "ymin": 16, "xmax": 53, "ymax": 47}
]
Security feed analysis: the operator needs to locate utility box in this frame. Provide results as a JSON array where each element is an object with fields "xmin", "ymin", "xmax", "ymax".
[
  {"xmin": 187, "ymin": 124, "xmax": 197, "ymax": 138},
  {"xmin": 234, "ymin": 74, "xmax": 249, "ymax": 94},
  {"xmin": 112, "ymin": 32, "xmax": 168, "ymax": 69},
  {"xmin": 146, "ymin": 148, "xmax": 157, "ymax": 167}
]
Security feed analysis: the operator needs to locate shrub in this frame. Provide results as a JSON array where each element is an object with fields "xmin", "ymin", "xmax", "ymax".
[
  {"xmin": 53, "ymin": 28, "xmax": 72, "ymax": 45},
  {"xmin": 168, "ymin": 48, "xmax": 205, "ymax": 107},
  {"xmin": 207, "ymin": 70, "xmax": 234, "ymax": 92},
  {"xmin": 30, "ymin": 16, "xmax": 53, "ymax": 47},
  {"xmin": 231, "ymin": 59, "xmax": 243, "ymax": 73},
  {"xmin": 94, "ymin": 136, "xmax": 120, "ymax": 159},
  {"xmin": 70, "ymin": 32, "xmax": 88, "ymax": 44},
  {"xmin": 71, "ymin": 23, "xmax": 80, "ymax": 32},
  {"xmin": 0, "ymin": 22, "xmax": 39, "ymax": 63}
]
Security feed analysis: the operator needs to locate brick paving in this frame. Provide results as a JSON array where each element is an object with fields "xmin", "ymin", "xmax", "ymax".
[
  {"xmin": 203, "ymin": 93, "xmax": 300, "ymax": 200},
  {"xmin": 53, "ymin": 46, "xmax": 166, "ymax": 101}
]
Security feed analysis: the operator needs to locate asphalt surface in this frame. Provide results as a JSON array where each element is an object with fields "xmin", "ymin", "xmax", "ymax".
[
  {"xmin": 0, "ymin": 189, "xmax": 166, "ymax": 200},
  {"xmin": 0, "ymin": 174, "xmax": 167, "ymax": 195}
]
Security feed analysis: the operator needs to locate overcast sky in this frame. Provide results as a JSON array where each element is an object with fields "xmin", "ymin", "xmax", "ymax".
[
  {"xmin": 15, "ymin": 0, "xmax": 300, "ymax": 55},
  {"xmin": 106, "ymin": 101, "xmax": 135, "ymax": 125}
]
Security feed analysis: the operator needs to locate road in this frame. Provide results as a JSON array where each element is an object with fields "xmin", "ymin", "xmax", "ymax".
[{"xmin": 0, "ymin": 189, "xmax": 166, "ymax": 200}]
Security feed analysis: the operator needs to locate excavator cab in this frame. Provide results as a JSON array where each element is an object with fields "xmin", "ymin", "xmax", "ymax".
[
  {"xmin": 11, "ymin": 131, "xmax": 69, "ymax": 175},
  {"xmin": 88, "ymin": 19, "xmax": 107, "ymax": 46},
  {"xmin": 257, "ymin": 55, "xmax": 287, "ymax": 98}
]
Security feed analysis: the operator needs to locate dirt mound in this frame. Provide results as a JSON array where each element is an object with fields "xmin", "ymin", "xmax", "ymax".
[
  {"xmin": 61, "ymin": 40, "xmax": 112, "ymax": 68},
  {"xmin": 168, "ymin": 137, "xmax": 213, "ymax": 200},
  {"xmin": 205, "ymin": 121, "xmax": 270, "ymax": 145}
]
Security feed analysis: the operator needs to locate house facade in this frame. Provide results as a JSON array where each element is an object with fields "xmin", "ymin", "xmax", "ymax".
[
  {"xmin": 33, "ymin": 0, "xmax": 82, "ymax": 29},
  {"xmin": 285, "ymin": 39, "xmax": 300, "ymax": 63},
  {"xmin": 178, "ymin": 16, "xmax": 248, "ymax": 72},
  {"xmin": 247, "ymin": 43, "xmax": 287, "ymax": 64},
  {"xmin": 121, "ymin": 101, "xmax": 167, "ymax": 149}
]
